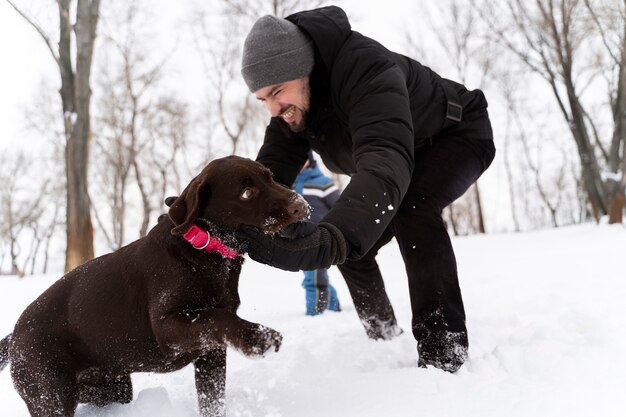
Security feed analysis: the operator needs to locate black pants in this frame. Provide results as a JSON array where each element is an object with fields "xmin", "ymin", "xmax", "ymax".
[{"xmin": 338, "ymin": 133, "xmax": 495, "ymax": 354}]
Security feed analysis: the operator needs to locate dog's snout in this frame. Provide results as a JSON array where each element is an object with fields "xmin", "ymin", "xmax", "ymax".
[{"xmin": 288, "ymin": 196, "xmax": 309, "ymax": 220}]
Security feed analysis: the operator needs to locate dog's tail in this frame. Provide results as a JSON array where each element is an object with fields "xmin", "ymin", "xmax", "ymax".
[{"xmin": 0, "ymin": 334, "xmax": 11, "ymax": 373}]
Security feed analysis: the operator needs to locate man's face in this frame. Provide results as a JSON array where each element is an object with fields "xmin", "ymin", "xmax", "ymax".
[{"xmin": 255, "ymin": 76, "xmax": 310, "ymax": 133}]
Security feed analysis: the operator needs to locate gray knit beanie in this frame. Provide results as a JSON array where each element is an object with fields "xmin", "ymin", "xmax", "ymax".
[{"xmin": 241, "ymin": 15, "xmax": 315, "ymax": 92}]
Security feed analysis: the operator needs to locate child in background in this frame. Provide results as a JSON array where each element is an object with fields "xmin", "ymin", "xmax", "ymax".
[{"xmin": 293, "ymin": 152, "xmax": 342, "ymax": 315}]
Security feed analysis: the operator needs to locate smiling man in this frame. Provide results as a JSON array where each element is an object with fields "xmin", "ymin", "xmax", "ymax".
[
  {"xmin": 238, "ymin": 6, "xmax": 496, "ymax": 372},
  {"xmin": 256, "ymin": 78, "xmax": 311, "ymax": 132}
]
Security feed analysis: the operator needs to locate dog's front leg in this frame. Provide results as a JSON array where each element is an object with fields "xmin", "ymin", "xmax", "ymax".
[
  {"xmin": 194, "ymin": 348, "xmax": 226, "ymax": 417},
  {"xmin": 151, "ymin": 308, "xmax": 282, "ymax": 358}
]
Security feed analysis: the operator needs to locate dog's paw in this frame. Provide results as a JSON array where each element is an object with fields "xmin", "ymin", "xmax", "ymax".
[{"xmin": 240, "ymin": 324, "xmax": 283, "ymax": 357}]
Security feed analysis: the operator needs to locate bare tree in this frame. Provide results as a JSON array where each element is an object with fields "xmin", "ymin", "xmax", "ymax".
[
  {"xmin": 6, "ymin": 0, "xmax": 102, "ymax": 270},
  {"xmin": 222, "ymin": 0, "xmax": 328, "ymax": 20},
  {"xmin": 91, "ymin": 0, "xmax": 190, "ymax": 248},
  {"xmin": 93, "ymin": 95, "xmax": 190, "ymax": 243},
  {"xmin": 411, "ymin": 0, "xmax": 495, "ymax": 234},
  {"xmin": 0, "ymin": 153, "xmax": 28, "ymax": 277},
  {"xmin": 477, "ymin": 0, "xmax": 625, "ymax": 222},
  {"xmin": 20, "ymin": 76, "xmax": 68, "ymax": 274},
  {"xmin": 517, "ymin": 114, "xmax": 568, "ymax": 228},
  {"xmin": 0, "ymin": 153, "xmax": 58, "ymax": 276},
  {"xmin": 189, "ymin": 0, "xmax": 334, "ymax": 159},
  {"xmin": 190, "ymin": 3, "xmax": 261, "ymax": 158},
  {"xmin": 501, "ymin": 107, "xmax": 523, "ymax": 232},
  {"xmin": 583, "ymin": 0, "xmax": 626, "ymax": 223},
  {"xmin": 139, "ymin": 98, "xmax": 191, "ymax": 229},
  {"xmin": 21, "ymin": 189, "xmax": 63, "ymax": 275},
  {"xmin": 494, "ymin": 58, "xmax": 586, "ymax": 230}
]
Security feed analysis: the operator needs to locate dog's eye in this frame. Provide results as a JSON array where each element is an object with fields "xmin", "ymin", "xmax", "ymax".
[{"xmin": 240, "ymin": 188, "xmax": 254, "ymax": 201}]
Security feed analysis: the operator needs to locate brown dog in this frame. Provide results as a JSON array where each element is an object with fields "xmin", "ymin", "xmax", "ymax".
[{"xmin": 0, "ymin": 155, "xmax": 308, "ymax": 417}]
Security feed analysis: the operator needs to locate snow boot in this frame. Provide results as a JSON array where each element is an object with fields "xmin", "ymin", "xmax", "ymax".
[
  {"xmin": 361, "ymin": 316, "xmax": 403, "ymax": 340},
  {"xmin": 328, "ymin": 285, "xmax": 341, "ymax": 312},
  {"xmin": 303, "ymin": 269, "xmax": 341, "ymax": 315},
  {"xmin": 417, "ymin": 330, "xmax": 468, "ymax": 372}
]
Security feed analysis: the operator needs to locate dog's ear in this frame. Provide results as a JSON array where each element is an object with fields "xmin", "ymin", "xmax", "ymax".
[{"xmin": 169, "ymin": 175, "xmax": 211, "ymax": 235}]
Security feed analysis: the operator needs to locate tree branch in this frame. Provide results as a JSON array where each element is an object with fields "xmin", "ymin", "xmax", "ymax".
[{"xmin": 5, "ymin": 0, "xmax": 61, "ymax": 68}]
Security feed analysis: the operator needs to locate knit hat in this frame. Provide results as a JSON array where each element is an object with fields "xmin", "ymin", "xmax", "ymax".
[{"xmin": 241, "ymin": 15, "xmax": 315, "ymax": 92}]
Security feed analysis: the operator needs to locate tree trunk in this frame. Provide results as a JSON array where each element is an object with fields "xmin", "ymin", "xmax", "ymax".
[
  {"xmin": 7, "ymin": 209, "xmax": 24, "ymax": 278},
  {"xmin": 446, "ymin": 205, "xmax": 460, "ymax": 236},
  {"xmin": 607, "ymin": 25, "xmax": 626, "ymax": 224},
  {"xmin": 63, "ymin": 0, "xmax": 101, "ymax": 271},
  {"xmin": 7, "ymin": 0, "xmax": 100, "ymax": 271},
  {"xmin": 608, "ymin": 188, "xmax": 624, "ymax": 224},
  {"xmin": 564, "ymin": 82, "xmax": 609, "ymax": 221},
  {"xmin": 473, "ymin": 184, "xmax": 486, "ymax": 234}
]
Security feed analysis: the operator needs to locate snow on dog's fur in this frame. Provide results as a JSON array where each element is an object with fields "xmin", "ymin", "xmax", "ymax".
[{"xmin": 0, "ymin": 155, "xmax": 308, "ymax": 417}]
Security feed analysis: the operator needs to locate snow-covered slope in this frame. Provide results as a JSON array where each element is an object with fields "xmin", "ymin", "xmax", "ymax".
[{"xmin": 1, "ymin": 223, "xmax": 624, "ymax": 416}]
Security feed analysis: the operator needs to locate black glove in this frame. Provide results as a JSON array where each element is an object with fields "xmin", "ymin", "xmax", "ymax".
[
  {"xmin": 237, "ymin": 222, "xmax": 349, "ymax": 272},
  {"xmin": 278, "ymin": 221, "xmax": 319, "ymax": 239}
]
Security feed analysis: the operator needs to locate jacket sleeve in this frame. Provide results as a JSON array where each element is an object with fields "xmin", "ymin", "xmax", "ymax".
[
  {"xmin": 322, "ymin": 56, "xmax": 415, "ymax": 259},
  {"xmin": 256, "ymin": 118, "xmax": 310, "ymax": 187}
]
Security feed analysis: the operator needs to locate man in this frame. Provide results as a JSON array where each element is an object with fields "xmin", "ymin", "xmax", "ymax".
[
  {"xmin": 238, "ymin": 6, "xmax": 495, "ymax": 372},
  {"xmin": 293, "ymin": 152, "xmax": 342, "ymax": 316}
]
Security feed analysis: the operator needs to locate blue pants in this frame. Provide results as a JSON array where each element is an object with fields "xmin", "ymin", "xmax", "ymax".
[{"xmin": 302, "ymin": 269, "xmax": 340, "ymax": 315}]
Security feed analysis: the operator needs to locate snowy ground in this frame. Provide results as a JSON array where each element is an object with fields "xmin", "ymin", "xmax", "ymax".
[{"xmin": 1, "ymin": 223, "xmax": 625, "ymax": 417}]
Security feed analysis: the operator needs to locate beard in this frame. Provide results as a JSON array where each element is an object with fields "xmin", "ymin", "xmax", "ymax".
[
  {"xmin": 287, "ymin": 108, "xmax": 309, "ymax": 133},
  {"xmin": 287, "ymin": 78, "xmax": 311, "ymax": 133}
]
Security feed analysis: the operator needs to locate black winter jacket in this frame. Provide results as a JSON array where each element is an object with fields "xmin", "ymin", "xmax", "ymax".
[{"xmin": 256, "ymin": 6, "xmax": 493, "ymax": 259}]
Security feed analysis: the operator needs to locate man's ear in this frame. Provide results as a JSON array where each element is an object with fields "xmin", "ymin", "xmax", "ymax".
[{"xmin": 169, "ymin": 176, "xmax": 210, "ymax": 235}]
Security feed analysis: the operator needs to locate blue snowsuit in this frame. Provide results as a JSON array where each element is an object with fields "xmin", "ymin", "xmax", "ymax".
[{"xmin": 293, "ymin": 164, "xmax": 341, "ymax": 315}]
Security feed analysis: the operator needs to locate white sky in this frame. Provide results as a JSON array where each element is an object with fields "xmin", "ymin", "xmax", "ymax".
[
  {"xmin": 0, "ymin": 0, "xmax": 419, "ymax": 151},
  {"xmin": 0, "ymin": 0, "xmax": 57, "ymax": 149},
  {"xmin": 0, "ymin": 0, "xmax": 556, "ymax": 232}
]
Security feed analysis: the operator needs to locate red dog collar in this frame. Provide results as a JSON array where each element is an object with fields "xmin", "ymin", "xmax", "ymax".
[{"xmin": 182, "ymin": 225, "xmax": 241, "ymax": 259}]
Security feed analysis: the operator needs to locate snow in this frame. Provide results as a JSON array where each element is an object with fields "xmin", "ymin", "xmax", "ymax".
[{"xmin": 1, "ymin": 223, "xmax": 625, "ymax": 416}]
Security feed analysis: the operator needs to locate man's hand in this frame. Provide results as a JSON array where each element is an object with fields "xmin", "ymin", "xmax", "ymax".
[
  {"xmin": 278, "ymin": 221, "xmax": 318, "ymax": 239},
  {"xmin": 237, "ymin": 222, "xmax": 348, "ymax": 271}
]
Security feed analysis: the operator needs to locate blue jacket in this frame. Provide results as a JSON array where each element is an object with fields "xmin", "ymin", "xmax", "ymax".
[{"xmin": 293, "ymin": 165, "xmax": 340, "ymax": 224}]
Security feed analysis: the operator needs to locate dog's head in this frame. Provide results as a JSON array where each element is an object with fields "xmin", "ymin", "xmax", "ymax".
[{"xmin": 168, "ymin": 155, "xmax": 309, "ymax": 236}]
